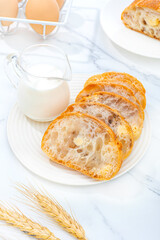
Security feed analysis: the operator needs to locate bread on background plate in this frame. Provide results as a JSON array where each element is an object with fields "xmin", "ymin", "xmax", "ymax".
[
  {"xmin": 80, "ymin": 92, "xmax": 144, "ymax": 140},
  {"xmin": 65, "ymin": 102, "xmax": 134, "ymax": 160},
  {"xmin": 121, "ymin": 0, "xmax": 160, "ymax": 40},
  {"xmin": 41, "ymin": 112, "xmax": 122, "ymax": 180}
]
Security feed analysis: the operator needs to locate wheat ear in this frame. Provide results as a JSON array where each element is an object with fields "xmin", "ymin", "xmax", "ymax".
[
  {"xmin": 0, "ymin": 204, "xmax": 60, "ymax": 240},
  {"xmin": 17, "ymin": 184, "xmax": 87, "ymax": 240}
]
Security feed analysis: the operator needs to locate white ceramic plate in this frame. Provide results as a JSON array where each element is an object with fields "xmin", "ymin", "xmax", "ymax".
[
  {"xmin": 100, "ymin": 0, "xmax": 160, "ymax": 58},
  {"xmin": 7, "ymin": 74, "xmax": 151, "ymax": 186}
]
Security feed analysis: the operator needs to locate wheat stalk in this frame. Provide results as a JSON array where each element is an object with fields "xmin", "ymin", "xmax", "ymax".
[
  {"xmin": 17, "ymin": 184, "xmax": 87, "ymax": 240},
  {"xmin": 0, "ymin": 204, "xmax": 60, "ymax": 240}
]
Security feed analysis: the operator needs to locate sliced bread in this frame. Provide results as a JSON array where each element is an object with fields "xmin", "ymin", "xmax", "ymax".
[
  {"xmin": 84, "ymin": 72, "xmax": 145, "ymax": 94},
  {"xmin": 41, "ymin": 112, "xmax": 122, "ymax": 180},
  {"xmin": 65, "ymin": 102, "xmax": 134, "ymax": 160},
  {"xmin": 80, "ymin": 92, "xmax": 144, "ymax": 140},
  {"xmin": 76, "ymin": 83, "xmax": 144, "ymax": 119},
  {"xmin": 84, "ymin": 75, "xmax": 146, "ymax": 109}
]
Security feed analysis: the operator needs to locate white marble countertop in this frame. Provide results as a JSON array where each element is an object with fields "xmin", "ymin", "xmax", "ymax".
[{"xmin": 0, "ymin": 0, "xmax": 160, "ymax": 239}]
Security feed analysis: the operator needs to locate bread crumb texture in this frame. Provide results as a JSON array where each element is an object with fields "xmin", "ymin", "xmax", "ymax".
[{"xmin": 42, "ymin": 113, "xmax": 121, "ymax": 180}]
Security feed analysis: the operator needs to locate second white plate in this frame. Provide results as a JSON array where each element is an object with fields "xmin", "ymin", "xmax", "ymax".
[
  {"xmin": 100, "ymin": 0, "xmax": 160, "ymax": 58},
  {"xmin": 7, "ymin": 74, "xmax": 151, "ymax": 186}
]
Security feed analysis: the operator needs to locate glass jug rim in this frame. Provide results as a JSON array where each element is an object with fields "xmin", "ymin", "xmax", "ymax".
[{"xmin": 16, "ymin": 43, "xmax": 71, "ymax": 81}]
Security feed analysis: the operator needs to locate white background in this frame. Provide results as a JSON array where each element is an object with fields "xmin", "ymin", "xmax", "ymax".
[{"xmin": 0, "ymin": 0, "xmax": 160, "ymax": 239}]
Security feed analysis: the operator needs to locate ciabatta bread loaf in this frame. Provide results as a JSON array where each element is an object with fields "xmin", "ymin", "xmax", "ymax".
[
  {"xmin": 76, "ymin": 83, "xmax": 144, "ymax": 118},
  {"xmin": 65, "ymin": 102, "xmax": 134, "ymax": 160},
  {"xmin": 83, "ymin": 76, "xmax": 146, "ymax": 109},
  {"xmin": 84, "ymin": 72, "xmax": 145, "ymax": 94},
  {"xmin": 41, "ymin": 112, "xmax": 122, "ymax": 180},
  {"xmin": 80, "ymin": 92, "xmax": 144, "ymax": 140},
  {"xmin": 121, "ymin": 0, "xmax": 160, "ymax": 40}
]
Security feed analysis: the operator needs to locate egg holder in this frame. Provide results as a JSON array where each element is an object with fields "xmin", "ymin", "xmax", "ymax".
[{"xmin": 0, "ymin": 0, "xmax": 73, "ymax": 39}]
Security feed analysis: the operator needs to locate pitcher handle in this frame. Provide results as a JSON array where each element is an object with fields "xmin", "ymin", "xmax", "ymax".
[{"xmin": 5, "ymin": 53, "xmax": 21, "ymax": 88}]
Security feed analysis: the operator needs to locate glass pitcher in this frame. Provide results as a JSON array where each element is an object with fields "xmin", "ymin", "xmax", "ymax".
[{"xmin": 5, "ymin": 44, "xmax": 72, "ymax": 121}]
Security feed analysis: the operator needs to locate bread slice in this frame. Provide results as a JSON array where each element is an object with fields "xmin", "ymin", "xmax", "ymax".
[
  {"xmin": 121, "ymin": 0, "xmax": 160, "ymax": 41},
  {"xmin": 84, "ymin": 71, "xmax": 145, "ymax": 94},
  {"xmin": 65, "ymin": 102, "xmax": 134, "ymax": 160},
  {"xmin": 76, "ymin": 83, "xmax": 144, "ymax": 119},
  {"xmin": 80, "ymin": 92, "xmax": 144, "ymax": 140},
  {"xmin": 41, "ymin": 112, "xmax": 122, "ymax": 180},
  {"xmin": 83, "ymin": 76, "xmax": 146, "ymax": 109}
]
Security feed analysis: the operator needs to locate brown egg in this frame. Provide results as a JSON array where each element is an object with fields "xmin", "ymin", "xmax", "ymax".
[
  {"xmin": 56, "ymin": 0, "xmax": 64, "ymax": 9},
  {"xmin": 0, "ymin": 0, "xmax": 18, "ymax": 26},
  {"xmin": 25, "ymin": 0, "xmax": 59, "ymax": 35}
]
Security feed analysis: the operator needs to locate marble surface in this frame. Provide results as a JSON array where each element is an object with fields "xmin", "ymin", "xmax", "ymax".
[{"xmin": 0, "ymin": 0, "xmax": 160, "ymax": 239}]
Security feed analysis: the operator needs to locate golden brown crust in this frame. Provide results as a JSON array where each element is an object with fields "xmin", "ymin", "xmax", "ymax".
[
  {"xmin": 41, "ymin": 112, "xmax": 122, "ymax": 181},
  {"xmin": 84, "ymin": 71, "xmax": 146, "ymax": 94},
  {"xmin": 124, "ymin": 0, "xmax": 160, "ymax": 12},
  {"xmin": 64, "ymin": 102, "xmax": 134, "ymax": 160}
]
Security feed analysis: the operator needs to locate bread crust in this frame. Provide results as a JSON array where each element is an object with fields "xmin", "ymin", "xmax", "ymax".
[
  {"xmin": 84, "ymin": 71, "xmax": 146, "ymax": 94},
  {"xmin": 41, "ymin": 112, "xmax": 122, "ymax": 181},
  {"xmin": 83, "ymin": 76, "xmax": 146, "ymax": 109},
  {"xmin": 64, "ymin": 102, "xmax": 134, "ymax": 160},
  {"xmin": 121, "ymin": 0, "xmax": 160, "ymax": 40},
  {"xmin": 80, "ymin": 91, "xmax": 144, "ymax": 140},
  {"xmin": 123, "ymin": 0, "xmax": 160, "ymax": 12}
]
